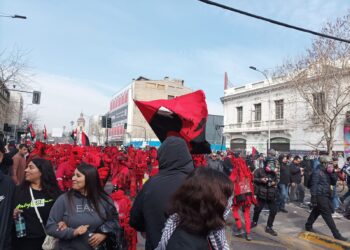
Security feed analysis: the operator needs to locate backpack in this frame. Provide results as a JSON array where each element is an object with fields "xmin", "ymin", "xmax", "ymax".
[{"xmin": 303, "ymin": 159, "xmax": 314, "ymax": 189}]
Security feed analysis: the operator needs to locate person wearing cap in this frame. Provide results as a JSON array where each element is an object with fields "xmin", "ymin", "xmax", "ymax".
[{"xmin": 305, "ymin": 155, "xmax": 348, "ymax": 241}]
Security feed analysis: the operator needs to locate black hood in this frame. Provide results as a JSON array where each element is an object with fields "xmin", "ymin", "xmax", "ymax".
[{"xmin": 157, "ymin": 136, "xmax": 194, "ymax": 174}]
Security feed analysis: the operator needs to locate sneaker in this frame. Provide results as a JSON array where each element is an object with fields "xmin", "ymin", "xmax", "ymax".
[
  {"xmin": 280, "ymin": 208, "xmax": 288, "ymax": 213},
  {"xmin": 251, "ymin": 221, "xmax": 258, "ymax": 228},
  {"xmin": 265, "ymin": 227, "xmax": 278, "ymax": 236},
  {"xmin": 234, "ymin": 228, "xmax": 245, "ymax": 237},
  {"xmin": 246, "ymin": 233, "xmax": 252, "ymax": 241},
  {"xmin": 332, "ymin": 212, "xmax": 343, "ymax": 219},
  {"xmin": 335, "ymin": 235, "xmax": 348, "ymax": 242},
  {"xmin": 305, "ymin": 225, "xmax": 314, "ymax": 232}
]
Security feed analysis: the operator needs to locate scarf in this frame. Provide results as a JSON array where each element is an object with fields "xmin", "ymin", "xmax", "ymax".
[{"xmin": 155, "ymin": 197, "xmax": 233, "ymax": 250}]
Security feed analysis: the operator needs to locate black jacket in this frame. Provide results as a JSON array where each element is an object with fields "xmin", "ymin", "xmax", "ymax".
[
  {"xmin": 0, "ymin": 171, "xmax": 15, "ymax": 250},
  {"xmin": 166, "ymin": 228, "xmax": 210, "ymax": 250},
  {"xmin": 0, "ymin": 153, "xmax": 13, "ymax": 175},
  {"xmin": 253, "ymin": 168, "xmax": 278, "ymax": 201},
  {"xmin": 222, "ymin": 157, "xmax": 233, "ymax": 176},
  {"xmin": 279, "ymin": 162, "xmax": 290, "ymax": 185},
  {"xmin": 289, "ymin": 162, "xmax": 302, "ymax": 184},
  {"xmin": 310, "ymin": 164, "xmax": 338, "ymax": 197},
  {"xmin": 129, "ymin": 136, "xmax": 194, "ymax": 250}
]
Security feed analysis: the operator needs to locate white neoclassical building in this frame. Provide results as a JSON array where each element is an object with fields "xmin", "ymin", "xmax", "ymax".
[{"xmin": 221, "ymin": 78, "xmax": 349, "ymax": 155}]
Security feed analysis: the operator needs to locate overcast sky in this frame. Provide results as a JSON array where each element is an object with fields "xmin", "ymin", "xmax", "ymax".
[{"xmin": 1, "ymin": 0, "xmax": 349, "ymax": 131}]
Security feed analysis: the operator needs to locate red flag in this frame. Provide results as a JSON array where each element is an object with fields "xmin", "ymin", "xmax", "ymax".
[
  {"xmin": 27, "ymin": 124, "xmax": 36, "ymax": 139},
  {"xmin": 252, "ymin": 146, "xmax": 258, "ymax": 157},
  {"xmin": 43, "ymin": 125, "xmax": 47, "ymax": 140},
  {"xmin": 134, "ymin": 90, "xmax": 211, "ymax": 154},
  {"xmin": 81, "ymin": 131, "xmax": 90, "ymax": 146},
  {"xmin": 224, "ymin": 72, "xmax": 228, "ymax": 90}
]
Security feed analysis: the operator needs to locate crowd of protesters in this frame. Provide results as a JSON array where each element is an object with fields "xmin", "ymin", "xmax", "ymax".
[{"xmin": 1, "ymin": 138, "xmax": 350, "ymax": 250}]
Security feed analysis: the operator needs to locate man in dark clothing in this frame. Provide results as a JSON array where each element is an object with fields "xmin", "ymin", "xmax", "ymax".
[
  {"xmin": 206, "ymin": 153, "xmax": 223, "ymax": 172},
  {"xmin": 0, "ymin": 170, "xmax": 15, "ymax": 250},
  {"xmin": 289, "ymin": 155, "xmax": 305, "ymax": 204},
  {"xmin": 0, "ymin": 142, "xmax": 13, "ymax": 175},
  {"xmin": 277, "ymin": 154, "xmax": 290, "ymax": 213},
  {"xmin": 305, "ymin": 155, "xmax": 347, "ymax": 241},
  {"xmin": 129, "ymin": 136, "xmax": 194, "ymax": 250},
  {"xmin": 252, "ymin": 161, "xmax": 279, "ymax": 236}
]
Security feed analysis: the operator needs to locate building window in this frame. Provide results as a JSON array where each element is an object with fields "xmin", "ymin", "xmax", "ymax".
[
  {"xmin": 168, "ymin": 95, "xmax": 175, "ymax": 100},
  {"xmin": 254, "ymin": 103, "xmax": 261, "ymax": 121},
  {"xmin": 313, "ymin": 92, "xmax": 325, "ymax": 115},
  {"xmin": 236, "ymin": 106, "xmax": 243, "ymax": 123},
  {"xmin": 275, "ymin": 100, "xmax": 284, "ymax": 119}
]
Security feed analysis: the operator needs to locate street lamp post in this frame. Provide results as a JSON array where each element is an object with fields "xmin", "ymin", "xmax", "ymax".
[
  {"xmin": 0, "ymin": 14, "xmax": 27, "ymax": 19},
  {"xmin": 249, "ymin": 66, "xmax": 272, "ymax": 151}
]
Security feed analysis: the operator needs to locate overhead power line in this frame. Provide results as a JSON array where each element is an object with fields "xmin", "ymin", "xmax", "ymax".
[{"xmin": 198, "ymin": 0, "xmax": 350, "ymax": 44}]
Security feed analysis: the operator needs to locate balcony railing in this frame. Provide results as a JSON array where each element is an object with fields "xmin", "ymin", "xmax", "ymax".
[{"xmin": 225, "ymin": 119, "xmax": 289, "ymax": 133}]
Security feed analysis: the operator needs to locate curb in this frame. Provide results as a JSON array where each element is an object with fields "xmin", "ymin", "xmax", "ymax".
[
  {"xmin": 253, "ymin": 226, "xmax": 325, "ymax": 250},
  {"xmin": 299, "ymin": 232, "xmax": 350, "ymax": 250}
]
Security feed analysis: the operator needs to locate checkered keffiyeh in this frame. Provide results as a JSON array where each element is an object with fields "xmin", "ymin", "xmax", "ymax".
[{"xmin": 155, "ymin": 197, "xmax": 233, "ymax": 250}]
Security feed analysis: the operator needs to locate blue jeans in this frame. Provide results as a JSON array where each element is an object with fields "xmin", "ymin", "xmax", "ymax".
[
  {"xmin": 278, "ymin": 183, "xmax": 288, "ymax": 209},
  {"xmin": 332, "ymin": 188, "xmax": 340, "ymax": 210}
]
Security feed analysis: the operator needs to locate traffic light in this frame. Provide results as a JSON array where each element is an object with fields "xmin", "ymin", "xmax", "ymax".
[
  {"xmin": 101, "ymin": 116, "xmax": 107, "ymax": 128},
  {"xmin": 107, "ymin": 118, "xmax": 112, "ymax": 128},
  {"xmin": 32, "ymin": 91, "xmax": 41, "ymax": 104},
  {"xmin": 124, "ymin": 123, "xmax": 127, "ymax": 129}
]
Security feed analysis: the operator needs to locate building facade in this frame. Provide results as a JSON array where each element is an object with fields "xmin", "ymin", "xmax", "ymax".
[
  {"xmin": 0, "ymin": 86, "xmax": 10, "ymax": 139},
  {"xmin": 88, "ymin": 115, "xmax": 106, "ymax": 146},
  {"xmin": 221, "ymin": 78, "xmax": 349, "ymax": 155},
  {"xmin": 206, "ymin": 114, "xmax": 226, "ymax": 151},
  {"xmin": 108, "ymin": 76, "xmax": 192, "ymax": 146}
]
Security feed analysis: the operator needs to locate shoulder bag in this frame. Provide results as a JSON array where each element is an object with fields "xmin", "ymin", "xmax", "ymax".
[{"xmin": 29, "ymin": 187, "xmax": 59, "ymax": 250}]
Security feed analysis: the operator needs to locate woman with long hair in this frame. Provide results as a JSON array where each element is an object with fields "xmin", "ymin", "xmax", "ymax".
[
  {"xmin": 12, "ymin": 158, "xmax": 62, "ymax": 250},
  {"xmin": 156, "ymin": 167, "xmax": 233, "ymax": 250},
  {"xmin": 46, "ymin": 162, "xmax": 120, "ymax": 250}
]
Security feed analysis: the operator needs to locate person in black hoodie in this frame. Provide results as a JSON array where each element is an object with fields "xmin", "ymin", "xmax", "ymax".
[
  {"xmin": 130, "ymin": 136, "xmax": 194, "ymax": 250},
  {"xmin": 0, "ymin": 169, "xmax": 15, "ymax": 250}
]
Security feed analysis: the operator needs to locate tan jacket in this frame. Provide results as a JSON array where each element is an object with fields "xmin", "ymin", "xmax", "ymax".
[{"xmin": 11, "ymin": 153, "xmax": 26, "ymax": 185}]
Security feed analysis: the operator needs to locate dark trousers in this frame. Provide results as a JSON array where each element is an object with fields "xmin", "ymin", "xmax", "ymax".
[
  {"xmin": 289, "ymin": 183, "xmax": 305, "ymax": 203},
  {"xmin": 305, "ymin": 196, "xmax": 341, "ymax": 238},
  {"xmin": 253, "ymin": 198, "xmax": 277, "ymax": 228}
]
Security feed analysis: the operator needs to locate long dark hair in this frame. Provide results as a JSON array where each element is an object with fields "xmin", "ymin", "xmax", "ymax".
[
  {"xmin": 20, "ymin": 158, "xmax": 61, "ymax": 199},
  {"xmin": 169, "ymin": 167, "xmax": 233, "ymax": 235},
  {"xmin": 68, "ymin": 162, "xmax": 109, "ymax": 219}
]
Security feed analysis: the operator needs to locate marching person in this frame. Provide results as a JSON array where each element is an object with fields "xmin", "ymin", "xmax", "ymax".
[
  {"xmin": 230, "ymin": 156, "xmax": 256, "ymax": 241},
  {"xmin": 46, "ymin": 163, "xmax": 120, "ymax": 249},
  {"xmin": 12, "ymin": 158, "xmax": 61, "ymax": 250},
  {"xmin": 11, "ymin": 144, "xmax": 29, "ymax": 185},
  {"xmin": 155, "ymin": 167, "xmax": 233, "ymax": 250},
  {"xmin": 130, "ymin": 136, "xmax": 194, "ymax": 250},
  {"xmin": 305, "ymin": 155, "xmax": 348, "ymax": 241},
  {"xmin": 251, "ymin": 159, "xmax": 279, "ymax": 236}
]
